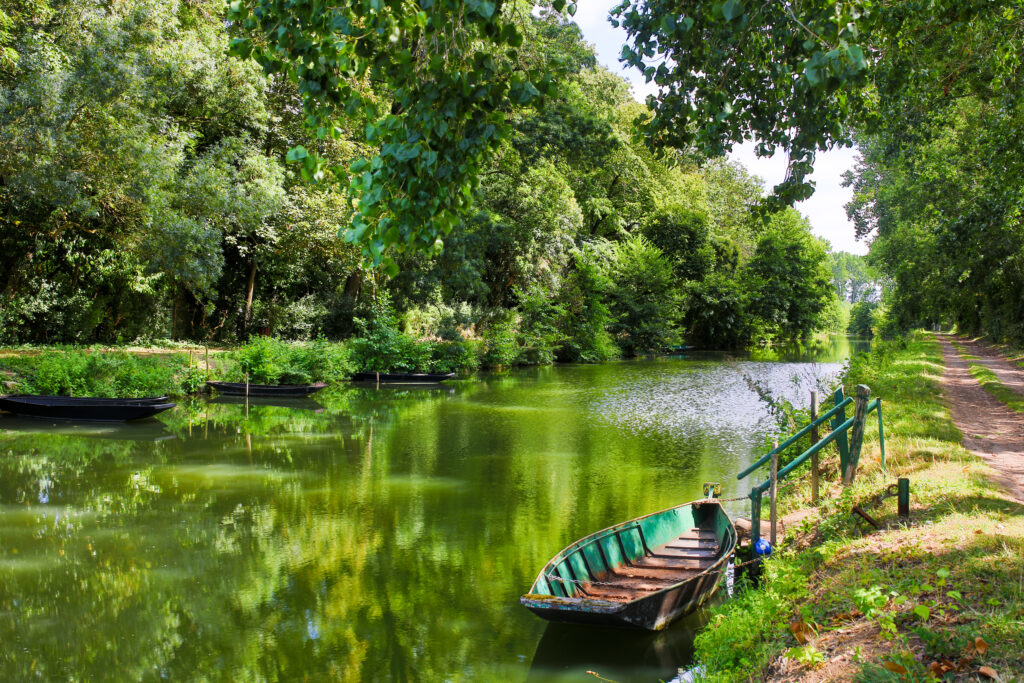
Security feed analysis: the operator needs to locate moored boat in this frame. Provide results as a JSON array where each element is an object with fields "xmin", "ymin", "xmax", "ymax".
[
  {"xmin": 205, "ymin": 381, "xmax": 326, "ymax": 397},
  {"xmin": 351, "ymin": 371, "xmax": 455, "ymax": 384},
  {"xmin": 0, "ymin": 395, "xmax": 176, "ymax": 422},
  {"xmin": 520, "ymin": 498, "xmax": 736, "ymax": 631}
]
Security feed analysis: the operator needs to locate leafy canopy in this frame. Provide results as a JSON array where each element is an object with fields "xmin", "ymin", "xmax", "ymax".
[
  {"xmin": 610, "ymin": 0, "xmax": 1023, "ymax": 208},
  {"xmin": 229, "ymin": 0, "xmax": 576, "ymax": 273}
]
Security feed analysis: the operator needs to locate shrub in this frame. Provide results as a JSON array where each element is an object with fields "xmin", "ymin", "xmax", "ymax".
[
  {"xmin": 556, "ymin": 246, "xmax": 619, "ymax": 362},
  {"xmin": 607, "ymin": 235, "xmax": 681, "ymax": 355},
  {"xmin": 481, "ymin": 313, "xmax": 519, "ymax": 368},
  {"xmin": 514, "ymin": 284, "xmax": 564, "ymax": 365},
  {"xmin": 430, "ymin": 340, "xmax": 482, "ymax": 374},
  {"xmin": 3, "ymin": 349, "xmax": 184, "ymax": 397},
  {"xmin": 848, "ymin": 300, "xmax": 878, "ymax": 337},
  {"xmin": 228, "ymin": 335, "xmax": 352, "ymax": 384},
  {"xmin": 681, "ymin": 271, "xmax": 750, "ymax": 349}
]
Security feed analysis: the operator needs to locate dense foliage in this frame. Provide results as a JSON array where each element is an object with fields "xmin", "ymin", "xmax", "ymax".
[
  {"xmin": 0, "ymin": 0, "xmax": 848, "ymax": 359},
  {"xmin": 229, "ymin": 336, "xmax": 353, "ymax": 384},
  {"xmin": 0, "ymin": 349, "xmax": 200, "ymax": 397},
  {"xmin": 609, "ymin": 0, "xmax": 1023, "ymax": 343}
]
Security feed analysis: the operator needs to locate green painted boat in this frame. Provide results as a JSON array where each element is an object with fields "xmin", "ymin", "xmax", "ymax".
[{"xmin": 520, "ymin": 499, "xmax": 736, "ymax": 630}]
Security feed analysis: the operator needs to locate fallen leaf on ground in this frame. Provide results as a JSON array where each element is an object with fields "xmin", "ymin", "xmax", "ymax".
[
  {"xmin": 789, "ymin": 620, "xmax": 812, "ymax": 644},
  {"xmin": 978, "ymin": 665, "xmax": 999, "ymax": 679},
  {"xmin": 974, "ymin": 637, "xmax": 989, "ymax": 655},
  {"xmin": 883, "ymin": 661, "xmax": 908, "ymax": 674}
]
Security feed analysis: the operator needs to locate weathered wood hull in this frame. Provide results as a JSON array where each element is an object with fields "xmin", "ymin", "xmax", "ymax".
[
  {"xmin": 206, "ymin": 381, "xmax": 326, "ymax": 397},
  {"xmin": 521, "ymin": 500, "xmax": 736, "ymax": 631},
  {"xmin": 0, "ymin": 395, "xmax": 176, "ymax": 422}
]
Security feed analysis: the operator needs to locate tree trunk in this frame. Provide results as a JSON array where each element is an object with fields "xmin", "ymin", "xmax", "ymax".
[
  {"xmin": 171, "ymin": 289, "xmax": 178, "ymax": 341},
  {"xmin": 243, "ymin": 258, "xmax": 257, "ymax": 335}
]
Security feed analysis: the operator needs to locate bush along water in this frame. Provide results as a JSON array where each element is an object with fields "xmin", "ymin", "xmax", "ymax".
[
  {"xmin": 351, "ymin": 292, "xmax": 484, "ymax": 374},
  {"xmin": 227, "ymin": 336, "xmax": 353, "ymax": 385},
  {"xmin": 0, "ymin": 348, "xmax": 196, "ymax": 397}
]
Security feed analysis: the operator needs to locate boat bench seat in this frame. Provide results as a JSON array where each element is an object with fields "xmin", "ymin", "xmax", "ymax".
[{"xmin": 579, "ymin": 527, "xmax": 719, "ymax": 602}]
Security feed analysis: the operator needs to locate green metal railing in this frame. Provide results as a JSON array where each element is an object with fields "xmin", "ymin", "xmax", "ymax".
[{"xmin": 739, "ymin": 385, "xmax": 886, "ymax": 545}]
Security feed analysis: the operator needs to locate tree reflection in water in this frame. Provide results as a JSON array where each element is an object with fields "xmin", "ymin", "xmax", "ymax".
[{"xmin": 0, "ymin": 345, "xmax": 857, "ymax": 680}]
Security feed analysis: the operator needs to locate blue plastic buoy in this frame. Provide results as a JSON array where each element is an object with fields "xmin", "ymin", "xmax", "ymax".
[{"xmin": 754, "ymin": 538, "xmax": 772, "ymax": 556}]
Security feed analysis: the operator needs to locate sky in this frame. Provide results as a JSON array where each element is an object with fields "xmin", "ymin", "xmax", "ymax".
[{"xmin": 571, "ymin": 1, "xmax": 868, "ymax": 255}]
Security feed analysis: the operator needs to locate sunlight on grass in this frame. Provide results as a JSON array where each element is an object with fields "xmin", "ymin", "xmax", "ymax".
[
  {"xmin": 692, "ymin": 332, "xmax": 1024, "ymax": 681},
  {"xmin": 967, "ymin": 362, "xmax": 1024, "ymax": 414}
]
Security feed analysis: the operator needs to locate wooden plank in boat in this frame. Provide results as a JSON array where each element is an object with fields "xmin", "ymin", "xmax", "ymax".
[
  {"xmin": 610, "ymin": 566, "xmax": 699, "ymax": 581},
  {"xmin": 631, "ymin": 556, "xmax": 705, "ymax": 570}
]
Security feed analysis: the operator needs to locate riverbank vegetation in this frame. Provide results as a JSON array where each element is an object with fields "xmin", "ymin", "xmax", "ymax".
[
  {"xmin": 693, "ymin": 333, "xmax": 1023, "ymax": 680},
  {"xmin": 0, "ymin": 0, "xmax": 875, "ymax": 361}
]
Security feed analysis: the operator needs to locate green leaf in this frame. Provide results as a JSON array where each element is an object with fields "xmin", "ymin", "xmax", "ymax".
[
  {"xmin": 913, "ymin": 605, "xmax": 930, "ymax": 621},
  {"xmin": 285, "ymin": 146, "xmax": 308, "ymax": 162},
  {"xmin": 721, "ymin": 0, "xmax": 743, "ymax": 21}
]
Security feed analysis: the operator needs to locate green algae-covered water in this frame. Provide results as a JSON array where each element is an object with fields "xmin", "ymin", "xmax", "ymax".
[{"xmin": 0, "ymin": 337, "xmax": 868, "ymax": 682}]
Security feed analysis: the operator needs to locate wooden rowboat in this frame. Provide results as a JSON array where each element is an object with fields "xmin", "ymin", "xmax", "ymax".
[
  {"xmin": 206, "ymin": 381, "xmax": 326, "ymax": 398},
  {"xmin": 0, "ymin": 395, "xmax": 176, "ymax": 422},
  {"xmin": 351, "ymin": 371, "xmax": 455, "ymax": 384},
  {"xmin": 521, "ymin": 499, "xmax": 736, "ymax": 630}
]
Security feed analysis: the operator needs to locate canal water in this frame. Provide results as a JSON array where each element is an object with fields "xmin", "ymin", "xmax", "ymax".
[{"xmin": 0, "ymin": 336, "xmax": 868, "ymax": 682}]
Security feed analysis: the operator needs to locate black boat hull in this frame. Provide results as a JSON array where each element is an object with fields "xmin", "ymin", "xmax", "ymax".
[
  {"xmin": 351, "ymin": 372, "xmax": 455, "ymax": 384},
  {"xmin": 206, "ymin": 381, "xmax": 326, "ymax": 397},
  {"xmin": 0, "ymin": 396, "xmax": 176, "ymax": 422}
]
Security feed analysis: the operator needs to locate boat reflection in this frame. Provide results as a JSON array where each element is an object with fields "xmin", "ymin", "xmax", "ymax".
[
  {"xmin": 0, "ymin": 414, "xmax": 176, "ymax": 441},
  {"xmin": 208, "ymin": 395, "xmax": 325, "ymax": 412},
  {"xmin": 527, "ymin": 609, "xmax": 706, "ymax": 683}
]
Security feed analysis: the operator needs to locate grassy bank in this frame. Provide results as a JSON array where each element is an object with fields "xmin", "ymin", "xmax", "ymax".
[
  {"xmin": 694, "ymin": 332, "xmax": 1024, "ymax": 681},
  {"xmin": 0, "ymin": 339, "xmax": 354, "ymax": 397}
]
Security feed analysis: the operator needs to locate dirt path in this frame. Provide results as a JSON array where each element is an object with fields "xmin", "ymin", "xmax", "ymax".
[
  {"xmin": 948, "ymin": 334, "xmax": 1024, "ymax": 399},
  {"xmin": 937, "ymin": 334, "xmax": 1024, "ymax": 502}
]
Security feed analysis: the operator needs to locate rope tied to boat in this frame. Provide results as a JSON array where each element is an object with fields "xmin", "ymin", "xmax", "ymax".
[{"xmin": 715, "ymin": 496, "xmax": 750, "ymax": 503}]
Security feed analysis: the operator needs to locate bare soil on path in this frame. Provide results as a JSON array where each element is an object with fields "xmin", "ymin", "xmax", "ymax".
[
  {"xmin": 949, "ymin": 334, "xmax": 1024, "ymax": 399},
  {"xmin": 938, "ymin": 334, "xmax": 1024, "ymax": 502}
]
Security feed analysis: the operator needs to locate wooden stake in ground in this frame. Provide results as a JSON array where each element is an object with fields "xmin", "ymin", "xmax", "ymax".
[
  {"xmin": 844, "ymin": 385, "xmax": 871, "ymax": 485},
  {"xmin": 810, "ymin": 389, "xmax": 819, "ymax": 505},
  {"xmin": 770, "ymin": 441, "xmax": 779, "ymax": 547}
]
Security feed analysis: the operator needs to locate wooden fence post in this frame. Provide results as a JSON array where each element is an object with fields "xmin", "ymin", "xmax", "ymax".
[
  {"xmin": 810, "ymin": 390, "xmax": 819, "ymax": 505},
  {"xmin": 898, "ymin": 478, "xmax": 910, "ymax": 521},
  {"xmin": 770, "ymin": 442, "xmax": 779, "ymax": 547},
  {"xmin": 750, "ymin": 489, "xmax": 761, "ymax": 546},
  {"xmin": 844, "ymin": 385, "xmax": 871, "ymax": 486},
  {"xmin": 832, "ymin": 386, "xmax": 850, "ymax": 474}
]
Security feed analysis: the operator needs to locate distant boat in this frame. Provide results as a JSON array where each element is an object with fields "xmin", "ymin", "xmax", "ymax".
[
  {"xmin": 521, "ymin": 499, "xmax": 736, "ymax": 631},
  {"xmin": 351, "ymin": 372, "xmax": 455, "ymax": 384},
  {"xmin": 663, "ymin": 345, "xmax": 696, "ymax": 354},
  {"xmin": 0, "ymin": 395, "xmax": 176, "ymax": 422},
  {"xmin": 206, "ymin": 381, "xmax": 326, "ymax": 398}
]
